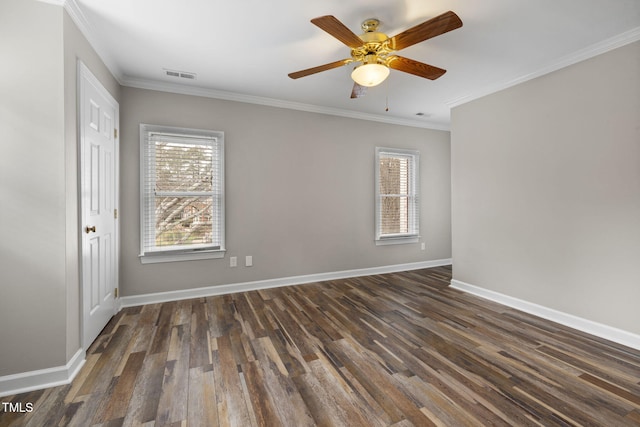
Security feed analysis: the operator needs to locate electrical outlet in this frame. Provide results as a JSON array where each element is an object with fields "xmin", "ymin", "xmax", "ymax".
[
  {"xmin": 245, "ymin": 255, "xmax": 253, "ymax": 267},
  {"xmin": 421, "ymin": 243, "xmax": 426, "ymax": 250},
  {"xmin": 230, "ymin": 256, "xmax": 237, "ymax": 267}
]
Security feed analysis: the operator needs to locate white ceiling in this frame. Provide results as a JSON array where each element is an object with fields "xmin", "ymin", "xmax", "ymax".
[{"xmin": 67, "ymin": 0, "xmax": 640, "ymax": 129}]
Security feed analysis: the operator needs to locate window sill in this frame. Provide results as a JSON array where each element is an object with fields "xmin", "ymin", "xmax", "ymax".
[
  {"xmin": 375, "ymin": 236, "xmax": 419, "ymax": 246},
  {"xmin": 139, "ymin": 249, "xmax": 226, "ymax": 264}
]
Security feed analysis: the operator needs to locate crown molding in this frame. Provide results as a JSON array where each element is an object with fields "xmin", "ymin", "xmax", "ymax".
[
  {"xmin": 447, "ymin": 26, "xmax": 640, "ymax": 109},
  {"xmin": 60, "ymin": 0, "xmax": 124, "ymax": 84},
  {"xmin": 121, "ymin": 76, "xmax": 451, "ymax": 131}
]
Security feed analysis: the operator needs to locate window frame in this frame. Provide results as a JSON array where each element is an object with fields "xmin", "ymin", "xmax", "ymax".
[
  {"xmin": 139, "ymin": 124, "xmax": 225, "ymax": 264},
  {"xmin": 375, "ymin": 147, "xmax": 420, "ymax": 245}
]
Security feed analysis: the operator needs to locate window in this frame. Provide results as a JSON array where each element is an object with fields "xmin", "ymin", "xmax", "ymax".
[
  {"xmin": 375, "ymin": 147, "xmax": 419, "ymax": 245},
  {"xmin": 140, "ymin": 124, "xmax": 224, "ymax": 263}
]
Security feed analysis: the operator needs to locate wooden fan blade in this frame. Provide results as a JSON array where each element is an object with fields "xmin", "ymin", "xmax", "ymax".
[
  {"xmin": 350, "ymin": 82, "xmax": 367, "ymax": 99},
  {"xmin": 387, "ymin": 56, "xmax": 446, "ymax": 80},
  {"xmin": 388, "ymin": 11, "xmax": 462, "ymax": 51},
  {"xmin": 288, "ymin": 59, "xmax": 351, "ymax": 79},
  {"xmin": 311, "ymin": 15, "xmax": 364, "ymax": 48}
]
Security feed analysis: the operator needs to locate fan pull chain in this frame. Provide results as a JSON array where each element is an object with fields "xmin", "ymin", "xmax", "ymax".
[{"xmin": 385, "ymin": 78, "xmax": 389, "ymax": 112}]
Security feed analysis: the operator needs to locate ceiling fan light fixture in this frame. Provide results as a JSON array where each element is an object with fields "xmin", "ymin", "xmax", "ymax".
[{"xmin": 351, "ymin": 63, "xmax": 390, "ymax": 87}]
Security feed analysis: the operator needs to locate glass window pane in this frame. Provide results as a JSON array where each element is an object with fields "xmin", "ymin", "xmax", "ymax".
[
  {"xmin": 155, "ymin": 141, "xmax": 213, "ymax": 192},
  {"xmin": 380, "ymin": 195, "xmax": 409, "ymax": 234},
  {"xmin": 154, "ymin": 196, "xmax": 213, "ymax": 247},
  {"xmin": 379, "ymin": 157, "xmax": 409, "ymax": 195}
]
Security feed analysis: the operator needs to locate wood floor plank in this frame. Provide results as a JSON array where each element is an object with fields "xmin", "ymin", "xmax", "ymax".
[
  {"xmin": 155, "ymin": 324, "xmax": 190, "ymax": 426},
  {"xmin": 240, "ymin": 360, "xmax": 281, "ymax": 427},
  {"xmin": 3, "ymin": 266, "xmax": 639, "ymax": 426},
  {"xmin": 187, "ymin": 366, "xmax": 218, "ymax": 427},
  {"xmin": 77, "ymin": 325, "xmax": 133, "ymax": 397},
  {"xmin": 249, "ymin": 337, "xmax": 315, "ymax": 426},
  {"xmin": 149, "ymin": 301, "xmax": 176, "ymax": 355},
  {"xmin": 579, "ymin": 372, "xmax": 640, "ymax": 406},
  {"xmin": 21, "ymin": 386, "xmax": 70, "ymax": 427},
  {"xmin": 120, "ymin": 352, "xmax": 165, "ymax": 426},
  {"xmin": 214, "ymin": 334, "xmax": 254, "ymax": 427},
  {"xmin": 189, "ymin": 300, "xmax": 211, "ymax": 369},
  {"xmin": 93, "ymin": 351, "xmax": 146, "ymax": 422},
  {"xmin": 329, "ymin": 337, "xmax": 433, "ymax": 425},
  {"xmin": 292, "ymin": 358, "xmax": 386, "ymax": 427}
]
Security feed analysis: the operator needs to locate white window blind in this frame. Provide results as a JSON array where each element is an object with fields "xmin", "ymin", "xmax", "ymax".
[
  {"xmin": 140, "ymin": 124, "xmax": 224, "ymax": 262},
  {"xmin": 375, "ymin": 147, "xmax": 419, "ymax": 243}
]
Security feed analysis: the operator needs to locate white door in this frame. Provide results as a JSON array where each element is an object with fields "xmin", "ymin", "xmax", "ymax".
[{"xmin": 79, "ymin": 61, "xmax": 119, "ymax": 349}]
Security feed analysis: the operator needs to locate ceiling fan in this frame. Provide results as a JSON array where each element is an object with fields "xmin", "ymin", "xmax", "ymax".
[{"xmin": 288, "ymin": 11, "xmax": 463, "ymax": 98}]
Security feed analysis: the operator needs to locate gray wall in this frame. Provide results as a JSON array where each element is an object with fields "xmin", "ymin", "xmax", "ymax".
[
  {"xmin": 120, "ymin": 87, "xmax": 452, "ymax": 296},
  {"xmin": 0, "ymin": 0, "xmax": 119, "ymax": 377},
  {"xmin": 451, "ymin": 41, "xmax": 640, "ymax": 334},
  {"xmin": 0, "ymin": 0, "xmax": 66, "ymax": 377}
]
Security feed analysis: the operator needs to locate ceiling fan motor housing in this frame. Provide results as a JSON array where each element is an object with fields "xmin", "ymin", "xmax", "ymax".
[{"xmin": 352, "ymin": 28, "xmax": 391, "ymax": 66}]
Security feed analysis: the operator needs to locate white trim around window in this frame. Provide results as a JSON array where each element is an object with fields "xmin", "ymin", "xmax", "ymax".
[
  {"xmin": 375, "ymin": 147, "xmax": 420, "ymax": 245},
  {"xmin": 139, "ymin": 124, "xmax": 225, "ymax": 263}
]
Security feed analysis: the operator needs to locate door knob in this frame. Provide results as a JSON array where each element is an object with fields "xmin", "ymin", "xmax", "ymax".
[{"xmin": 85, "ymin": 226, "xmax": 96, "ymax": 234}]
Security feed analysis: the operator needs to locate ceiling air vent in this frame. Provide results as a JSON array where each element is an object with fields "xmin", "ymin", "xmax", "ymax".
[{"xmin": 164, "ymin": 69, "xmax": 197, "ymax": 80}]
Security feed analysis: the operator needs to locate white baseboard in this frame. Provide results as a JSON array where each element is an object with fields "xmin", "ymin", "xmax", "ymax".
[
  {"xmin": 121, "ymin": 259, "xmax": 452, "ymax": 308},
  {"xmin": 450, "ymin": 279, "xmax": 640, "ymax": 351},
  {"xmin": 0, "ymin": 348, "xmax": 85, "ymax": 398}
]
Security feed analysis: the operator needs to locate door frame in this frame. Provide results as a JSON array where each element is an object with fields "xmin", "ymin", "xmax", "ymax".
[{"xmin": 77, "ymin": 60, "xmax": 120, "ymax": 350}]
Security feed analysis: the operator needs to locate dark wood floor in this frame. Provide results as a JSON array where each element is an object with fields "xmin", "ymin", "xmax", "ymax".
[{"xmin": 2, "ymin": 266, "xmax": 639, "ymax": 426}]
